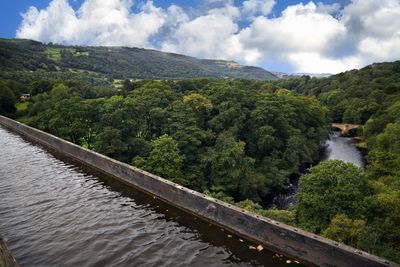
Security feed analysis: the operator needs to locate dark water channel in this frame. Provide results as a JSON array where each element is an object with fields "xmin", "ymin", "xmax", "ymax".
[
  {"xmin": 0, "ymin": 127, "xmax": 306, "ymax": 267},
  {"xmin": 273, "ymin": 131, "xmax": 365, "ymax": 209}
]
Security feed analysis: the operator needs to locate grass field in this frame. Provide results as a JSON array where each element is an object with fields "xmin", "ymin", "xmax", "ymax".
[
  {"xmin": 16, "ymin": 102, "xmax": 28, "ymax": 112},
  {"xmin": 44, "ymin": 48, "xmax": 62, "ymax": 61},
  {"xmin": 45, "ymin": 48, "xmax": 89, "ymax": 61}
]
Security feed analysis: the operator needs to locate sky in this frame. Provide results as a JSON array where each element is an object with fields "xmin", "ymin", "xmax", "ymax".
[{"xmin": 0, "ymin": 0, "xmax": 399, "ymax": 73}]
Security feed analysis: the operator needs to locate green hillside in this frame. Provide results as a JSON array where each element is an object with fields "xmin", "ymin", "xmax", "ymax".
[
  {"xmin": 0, "ymin": 38, "xmax": 277, "ymax": 82},
  {"xmin": 272, "ymin": 61, "xmax": 400, "ymax": 124}
]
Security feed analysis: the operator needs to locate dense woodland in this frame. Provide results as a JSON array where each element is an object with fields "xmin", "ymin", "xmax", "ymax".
[
  {"xmin": 0, "ymin": 41, "xmax": 399, "ymax": 263},
  {"xmin": 274, "ymin": 61, "xmax": 400, "ymax": 262},
  {"xmin": 1, "ymin": 79, "xmax": 329, "ymax": 202}
]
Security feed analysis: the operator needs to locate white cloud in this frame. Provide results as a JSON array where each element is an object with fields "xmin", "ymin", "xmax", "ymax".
[
  {"xmin": 287, "ymin": 52, "xmax": 360, "ymax": 74},
  {"xmin": 161, "ymin": 2, "xmax": 246, "ymax": 60},
  {"xmin": 17, "ymin": 0, "xmax": 166, "ymax": 47},
  {"xmin": 239, "ymin": 3, "xmax": 346, "ymax": 54},
  {"xmin": 16, "ymin": 0, "xmax": 400, "ymax": 73},
  {"xmin": 242, "ymin": 0, "xmax": 276, "ymax": 17},
  {"xmin": 17, "ymin": 0, "xmax": 79, "ymax": 44},
  {"xmin": 235, "ymin": 2, "xmax": 349, "ymax": 70},
  {"xmin": 337, "ymin": 0, "xmax": 400, "ymax": 68},
  {"xmin": 235, "ymin": 0, "xmax": 400, "ymax": 72},
  {"xmin": 358, "ymin": 36, "xmax": 400, "ymax": 62},
  {"xmin": 161, "ymin": 14, "xmax": 238, "ymax": 59},
  {"xmin": 316, "ymin": 2, "xmax": 341, "ymax": 15}
]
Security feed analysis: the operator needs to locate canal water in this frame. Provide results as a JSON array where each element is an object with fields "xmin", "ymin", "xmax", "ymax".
[
  {"xmin": 0, "ymin": 127, "xmax": 305, "ymax": 267},
  {"xmin": 273, "ymin": 131, "xmax": 365, "ymax": 209}
]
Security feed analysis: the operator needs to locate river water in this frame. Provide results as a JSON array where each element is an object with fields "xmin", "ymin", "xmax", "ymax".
[
  {"xmin": 320, "ymin": 131, "xmax": 364, "ymax": 169},
  {"xmin": 273, "ymin": 131, "xmax": 365, "ymax": 209},
  {"xmin": 0, "ymin": 127, "xmax": 305, "ymax": 267}
]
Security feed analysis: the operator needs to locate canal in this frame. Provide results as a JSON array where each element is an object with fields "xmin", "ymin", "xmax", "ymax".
[{"xmin": 0, "ymin": 126, "xmax": 305, "ymax": 267}]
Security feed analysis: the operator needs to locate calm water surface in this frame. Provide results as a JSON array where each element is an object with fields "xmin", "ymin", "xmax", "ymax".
[{"xmin": 0, "ymin": 127, "xmax": 306, "ymax": 267}]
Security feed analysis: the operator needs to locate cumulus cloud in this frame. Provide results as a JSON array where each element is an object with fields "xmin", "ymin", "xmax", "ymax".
[
  {"xmin": 239, "ymin": 3, "xmax": 347, "ymax": 55},
  {"xmin": 161, "ymin": 1, "xmax": 245, "ymax": 60},
  {"xmin": 17, "ymin": 0, "xmax": 166, "ymax": 47},
  {"xmin": 161, "ymin": 13, "xmax": 239, "ymax": 59},
  {"xmin": 287, "ymin": 52, "xmax": 360, "ymax": 74},
  {"xmin": 17, "ymin": 0, "xmax": 79, "ymax": 44},
  {"xmin": 16, "ymin": 0, "xmax": 400, "ymax": 73},
  {"xmin": 337, "ymin": 0, "xmax": 400, "ymax": 67},
  {"xmin": 315, "ymin": 2, "xmax": 342, "ymax": 15},
  {"xmin": 235, "ymin": 2, "xmax": 354, "ymax": 72},
  {"xmin": 242, "ymin": 0, "xmax": 276, "ymax": 18}
]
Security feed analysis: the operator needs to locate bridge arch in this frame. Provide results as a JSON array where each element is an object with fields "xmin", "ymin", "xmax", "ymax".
[{"xmin": 331, "ymin": 123, "xmax": 363, "ymax": 135}]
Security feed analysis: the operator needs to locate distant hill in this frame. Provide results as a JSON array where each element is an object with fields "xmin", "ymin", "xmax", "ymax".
[{"xmin": 0, "ymin": 38, "xmax": 277, "ymax": 81}]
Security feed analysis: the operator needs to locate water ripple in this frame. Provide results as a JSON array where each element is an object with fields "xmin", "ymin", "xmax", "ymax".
[{"xmin": 0, "ymin": 127, "xmax": 305, "ymax": 267}]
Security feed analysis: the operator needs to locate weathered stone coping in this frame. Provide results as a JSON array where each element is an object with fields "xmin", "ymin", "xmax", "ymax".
[
  {"xmin": 0, "ymin": 237, "xmax": 19, "ymax": 267},
  {"xmin": 0, "ymin": 115, "xmax": 396, "ymax": 267}
]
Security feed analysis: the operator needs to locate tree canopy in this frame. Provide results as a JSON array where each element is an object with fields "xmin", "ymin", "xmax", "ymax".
[
  {"xmin": 297, "ymin": 160, "xmax": 371, "ymax": 232},
  {"xmin": 0, "ymin": 81, "xmax": 16, "ymax": 115}
]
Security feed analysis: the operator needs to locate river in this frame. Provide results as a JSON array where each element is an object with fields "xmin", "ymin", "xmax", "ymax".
[
  {"xmin": 0, "ymin": 127, "xmax": 305, "ymax": 267},
  {"xmin": 273, "ymin": 131, "xmax": 365, "ymax": 209},
  {"xmin": 321, "ymin": 131, "xmax": 364, "ymax": 169}
]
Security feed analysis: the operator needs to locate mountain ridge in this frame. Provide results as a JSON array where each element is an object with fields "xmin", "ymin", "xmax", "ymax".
[{"xmin": 0, "ymin": 38, "xmax": 278, "ymax": 81}]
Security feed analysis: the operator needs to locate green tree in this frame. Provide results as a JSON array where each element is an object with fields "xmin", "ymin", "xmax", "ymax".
[
  {"xmin": 322, "ymin": 213, "xmax": 365, "ymax": 247},
  {"xmin": 50, "ymin": 83, "xmax": 70, "ymax": 102},
  {"xmin": 94, "ymin": 126, "xmax": 126, "ymax": 157},
  {"xmin": 236, "ymin": 199, "xmax": 267, "ymax": 216},
  {"xmin": 264, "ymin": 209, "xmax": 296, "ymax": 225},
  {"xmin": 122, "ymin": 79, "xmax": 135, "ymax": 93},
  {"xmin": 164, "ymin": 100, "xmax": 213, "ymax": 190},
  {"xmin": 366, "ymin": 151, "xmax": 400, "ymax": 179},
  {"xmin": 46, "ymin": 97, "xmax": 88, "ymax": 144},
  {"xmin": 375, "ymin": 122, "xmax": 400, "ymax": 154},
  {"xmin": 129, "ymin": 81, "xmax": 178, "ymax": 139},
  {"xmin": 0, "ymin": 81, "xmax": 16, "ymax": 114},
  {"xmin": 204, "ymin": 82, "xmax": 254, "ymax": 134},
  {"xmin": 183, "ymin": 93, "xmax": 213, "ymax": 127},
  {"xmin": 133, "ymin": 134, "xmax": 185, "ymax": 184},
  {"xmin": 297, "ymin": 160, "xmax": 371, "ymax": 232},
  {"xmin": 203, "ymin": 131, "xmax": 265, "ymax": 201},
  {"xmin": 374, "ymin": 191, "xmax": 400, "ymax": 246},
  {"xmin": 30, "ymin": 80, "xmax": 53, "ymax": 95}
]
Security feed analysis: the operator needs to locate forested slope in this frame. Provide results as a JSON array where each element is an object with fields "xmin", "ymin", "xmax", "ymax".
[
  {"xmin": 273, "ymin": 61, "xmax": 400, "ymax": 262},
  {"xmin": 0, "ymin": 38, "xmax": 277, "ymax": 81},
  {"xmin": 273, "ymin": 61, "xmax": 400, "ymax": 124}
]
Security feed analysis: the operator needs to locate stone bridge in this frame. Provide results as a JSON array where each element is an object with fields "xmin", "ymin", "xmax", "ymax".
[{"xmin": 332, "ymin": 123, "xmax": 363, "ymax": 135}]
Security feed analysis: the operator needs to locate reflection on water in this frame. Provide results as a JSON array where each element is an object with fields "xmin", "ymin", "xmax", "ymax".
[
  {"xmin": 321, "ymin": 131, "xmax": 364, "ymax": 169},
  {"xmin": 0, "ymin": 127, "xmax": 306, "ymax": 267}
]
